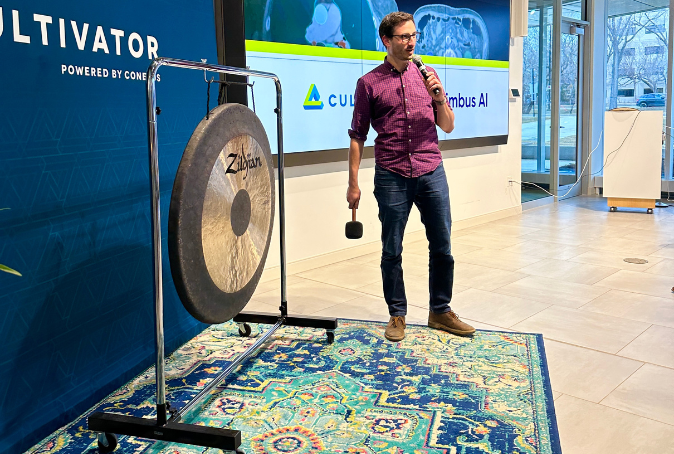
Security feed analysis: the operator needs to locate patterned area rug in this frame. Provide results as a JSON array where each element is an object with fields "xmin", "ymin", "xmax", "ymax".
[{"xmin": 30, "ymin": 320, "xmax": 561, "ymax": 454}]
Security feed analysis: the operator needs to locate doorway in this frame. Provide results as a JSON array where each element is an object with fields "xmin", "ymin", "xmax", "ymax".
[{"xmin": 521, "ymin": 0, "xmax": 588, "ymax": 202}]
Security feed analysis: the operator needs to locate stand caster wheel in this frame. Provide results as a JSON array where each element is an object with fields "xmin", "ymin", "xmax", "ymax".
[
  {"xmin": 326, "ymin": 330, "xmax": 335, "ymax": 344},
  {"xmin": 647, "ymin": 208, "xmax": 653, "ymax": 214},
  {"xmin": 609, "ymin": 207, "xmax": 617, "ymax": 212},
  {"xmin": 238, "ymin": 323, "xmax": 252, "ymax": 337},
  {"xmin": 97, "ymin": 432, "xmax": 118, "ymax": 453}
]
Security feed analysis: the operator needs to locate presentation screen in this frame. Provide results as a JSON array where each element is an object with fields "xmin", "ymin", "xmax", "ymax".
[{"xmin": 244, "ymin": 0, "xmax": 510, "ymax": 154}]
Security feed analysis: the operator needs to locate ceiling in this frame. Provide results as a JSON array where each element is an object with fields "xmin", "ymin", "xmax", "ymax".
[
  {"xmin": 608, "ymin": 0, "xmax": 668, "ymax": 17},
  {"xmin": 528, "ymin": 0, "xmax": 668, "ymax": 20}
]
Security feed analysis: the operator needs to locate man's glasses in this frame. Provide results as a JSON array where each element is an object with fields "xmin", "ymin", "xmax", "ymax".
[{"xmin": 389, "ymin": 32, "xmax": 422, "ymax": 44}]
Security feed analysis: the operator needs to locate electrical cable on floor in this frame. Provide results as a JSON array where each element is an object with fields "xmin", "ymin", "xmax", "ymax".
[
  {"xmin": 513, "ymin": 129, "xmax": 602, "ymax": 199},
  {"xmin": 514, "ymin": 111, "xmax": 643, "ymax": 199}
]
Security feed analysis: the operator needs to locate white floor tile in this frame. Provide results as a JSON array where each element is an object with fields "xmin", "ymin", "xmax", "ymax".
[
  {"xmin": 517, "ymin": 258, "xmax": 620, "ymax": 285},
  {"xmin": 544, "ymin": 340, "xmax": 643, "ymax": 402},
  {"xmin": 601, "ymin": 364, "xmax": 674, "ymax": 425},
  {"xmin": 495, "ymin": 275, "xmax": 609, "ymax": 308},
  {"xmin": 512, "ymin": 306, "xmax": 651, "ymax": 353},
  {"xmin": 555, "ymin": 394, "xmax": 674, "ymax": 454},
  {"xmin": 453, "ymin": 262, "xmax": 528, "ymax": 291},
  {"xmin": 581, "ymin": 290, "xmax": 674, "ymax": 329},
  {"xmin": 594, "ymin": 270, "xmax": 674, "ymax": 299},
  {"xmin": 569, "ymin": 250, "xmax": 662, "ymax": 271},
  {"xmin": 253, "ymin": 277, "xmax": 365, "ymax": 316},
  {"xmin": 458, "ymin": 248, "xmax": 545, "ymax": 272},
  {"xmin": 618, "ymin": 325, "xmax": 674, "ymax": 368},
  {"xmin": 297, "ymin": 261, "xmax": 382, "ymax": 290},
  {"xmin": 449, "ymin": 288, "xmax": 550, "ymax": 328}
]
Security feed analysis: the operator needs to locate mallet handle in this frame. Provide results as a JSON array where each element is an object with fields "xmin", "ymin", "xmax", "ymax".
[{"xmin": 352, "ymin": 207, "xmax": 357, "ymax": 222}]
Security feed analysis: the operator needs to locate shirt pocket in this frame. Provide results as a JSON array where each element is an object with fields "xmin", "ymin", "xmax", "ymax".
[{"xmin": 407, "ymin": 81, "xmax": 432, "ymax": 109}]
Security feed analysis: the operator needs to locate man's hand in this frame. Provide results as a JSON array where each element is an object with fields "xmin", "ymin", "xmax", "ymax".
[
  {"xmin": 347, "ymin": 185, "xmax": 361, "ymax": 209},
  {"xmin": 423, "ymin": 71, "xmax": 446, "ymax": 103},
  {"xmin": 424, "ymin": 71, "xmax": 454, "ymax": 133}
]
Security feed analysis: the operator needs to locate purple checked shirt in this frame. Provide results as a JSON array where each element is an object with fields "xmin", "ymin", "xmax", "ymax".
[{"xmin": 348, "ymin": 58, "xmax": 448, "ymax": 178}]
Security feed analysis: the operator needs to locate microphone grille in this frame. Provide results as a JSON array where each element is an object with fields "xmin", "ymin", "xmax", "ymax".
[{"xmin": 411, "ymin": 55, "xmax": 424, "ymax": 67}]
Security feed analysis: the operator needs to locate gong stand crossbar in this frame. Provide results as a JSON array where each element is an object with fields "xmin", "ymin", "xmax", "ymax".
[{"xmin": 87, "ymin": 57, "xmax": 338, "ymax": 453}]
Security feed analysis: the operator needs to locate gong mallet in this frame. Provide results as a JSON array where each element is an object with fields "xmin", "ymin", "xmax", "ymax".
[{"xmin": 345, "ymin": 208, "xmax": 363, "ymax": 239}]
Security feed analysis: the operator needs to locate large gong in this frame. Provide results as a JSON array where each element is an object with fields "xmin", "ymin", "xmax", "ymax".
[{"xmin": 168, "ymin": 103, "xmax": 275, "ymax": 324}]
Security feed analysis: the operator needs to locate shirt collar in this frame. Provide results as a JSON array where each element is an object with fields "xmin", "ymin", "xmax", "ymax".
[{"xmin": 383, "ymin": 57, "xmax": 410, "ymax": 74}]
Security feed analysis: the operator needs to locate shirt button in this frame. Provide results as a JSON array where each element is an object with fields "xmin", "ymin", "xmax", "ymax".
[
  {"xmin": 407, "ymin": 111, "xmax": 410, "ymax": 114},
  {"xmin": 408, "ymin": 139, "xmax": 411, "ymax": 142},
  {"xmin": 403, "ymin": 85, "xmax": 405, "ymax": 87},
  {"xmin": 408, "ymin": 125, "xmax": 411, "ymax": 128}
]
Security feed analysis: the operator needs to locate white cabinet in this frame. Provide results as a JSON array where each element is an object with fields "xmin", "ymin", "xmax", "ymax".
[{"xmin": 603, "ymin": 110, "xmax": 661, "ymax": 212}]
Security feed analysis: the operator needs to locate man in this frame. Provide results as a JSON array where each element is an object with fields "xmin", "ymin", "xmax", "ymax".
[{"xmin": 347, "ymin": 11, "xmax": 475, "ymax": 342}]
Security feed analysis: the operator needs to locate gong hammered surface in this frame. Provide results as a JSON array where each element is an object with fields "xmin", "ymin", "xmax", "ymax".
[{"xmin": 202, "ymin": 134, "xmax": 272, "ymax": 293}]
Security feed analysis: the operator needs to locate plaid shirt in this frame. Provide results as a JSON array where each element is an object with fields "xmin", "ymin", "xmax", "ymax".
[{"xmin": 348, "ymin": 58, "xmax": 446, "ymax": 178}]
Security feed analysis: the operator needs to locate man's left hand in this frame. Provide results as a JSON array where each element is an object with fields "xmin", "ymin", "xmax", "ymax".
[{"xmin": 423, "ymin": 72, "xmax": 446, "ymax": 103}]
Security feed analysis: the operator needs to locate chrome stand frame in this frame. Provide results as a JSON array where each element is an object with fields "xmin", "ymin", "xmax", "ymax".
[{"xmin": 87, "ymin": 57, "xmax": 337, "ymax": 452}]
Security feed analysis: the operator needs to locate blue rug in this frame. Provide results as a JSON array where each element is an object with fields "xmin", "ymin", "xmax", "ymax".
[{"xmin": 29, "ymin": 320, "xmax": 561, "ymax": 453}]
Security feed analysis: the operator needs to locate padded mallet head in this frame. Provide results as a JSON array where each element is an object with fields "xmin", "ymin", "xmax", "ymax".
[{"xmin": 345, "ymin": 207, "xmax": 363, "ymax": 239}]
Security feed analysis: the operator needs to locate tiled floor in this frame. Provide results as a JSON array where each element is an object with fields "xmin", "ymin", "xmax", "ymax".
[{"xmin": 249, "ymin": 196, "xmax": 674, "ymax": 454}]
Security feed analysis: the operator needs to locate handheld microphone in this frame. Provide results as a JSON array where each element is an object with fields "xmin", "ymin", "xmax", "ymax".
[{"xmin": 412, "ymin": 55, "xmax": 440, "ymax": 95}]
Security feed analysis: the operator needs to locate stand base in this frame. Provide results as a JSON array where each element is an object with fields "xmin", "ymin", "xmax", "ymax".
[
  {"xmin": 234, "ymin": 311, "xmax": 338, "ymax": 344},
  {"xmin": 87, "ymin": 312, "xmax": 338, "ymax": 451},
  {"xmin": 88, "ymin": 411, "xmax": 241, "ymax": 451},
  {"xmin": 234, "ymin": 311, "xmax": 338, "ymax": 329}
]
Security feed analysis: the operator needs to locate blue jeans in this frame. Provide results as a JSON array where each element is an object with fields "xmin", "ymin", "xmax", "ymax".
[{"xmin": 373, "ymin": 164, "xmax": 454, "ymax": 317}]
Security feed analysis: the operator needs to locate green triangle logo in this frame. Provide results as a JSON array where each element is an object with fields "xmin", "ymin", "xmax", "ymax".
[{"xmin": 303, "ymin": 84, "xmax": 324, "ymax": 110}]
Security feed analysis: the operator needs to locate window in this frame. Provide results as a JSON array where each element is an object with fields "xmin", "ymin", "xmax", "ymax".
[
  {"xmin": 521, "ymin": 3, "xmax": 553, "ymax": 202},
  {"xmin": 645, "ymin": 45, "xmax": 665, "ymax": 55},
  {"xmin": 645, "ymin": 24, "xmax": 666, "ymax": 34},
  {"xmin": 608, "ymin": 7, "xmax": 671, "ymax": 179}
]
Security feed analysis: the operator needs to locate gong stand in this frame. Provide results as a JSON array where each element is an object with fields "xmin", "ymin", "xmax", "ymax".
[{"xmin": 88, "ymin": 58, "xmax": 338, "ymax": 453}]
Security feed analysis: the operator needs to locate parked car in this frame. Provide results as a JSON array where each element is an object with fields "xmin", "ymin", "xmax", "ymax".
[{"xmin": 636, "ymin": 93, "xmax": 666, "ymax": 107}]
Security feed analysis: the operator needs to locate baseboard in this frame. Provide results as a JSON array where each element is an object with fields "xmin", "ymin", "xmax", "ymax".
[{"xmin": 522, "ymin": 195, "xmax": 555, "ymax": 211}]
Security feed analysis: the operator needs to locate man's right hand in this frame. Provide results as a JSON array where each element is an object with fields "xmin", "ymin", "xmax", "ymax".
[
  {"xmin": 347, "ymin": 137, "xmax": 364, "ymax": 210},
  {"xmin": 347, "ymin": 185, "xmax": 361, "ymax": 209}
]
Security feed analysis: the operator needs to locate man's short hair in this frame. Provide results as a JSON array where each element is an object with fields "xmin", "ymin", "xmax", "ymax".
[{"xmin": 379, "ymin": 12, "xmax": 414, "ymax": 41}]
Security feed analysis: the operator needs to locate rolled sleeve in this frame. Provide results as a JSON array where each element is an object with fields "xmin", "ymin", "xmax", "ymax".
[{"xmin": 348, "ymin": 77, "xmax": 371, "ymax": 141}]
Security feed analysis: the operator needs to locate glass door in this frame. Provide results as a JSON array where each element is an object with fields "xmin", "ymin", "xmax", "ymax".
[
  {"xmin": 554, "ymin": 19, "xmax": 584, "ymax": 198},
  {"xmin": 522, "ymin": 0, "xmax": 587, "ymax": 202},
  {"xmin": 521, "ymin": 0, "xmax": 554, "ymax": 203},
  {"xmin": 550, "ymin": 1, "xmax": 586, "ymax": 199}
]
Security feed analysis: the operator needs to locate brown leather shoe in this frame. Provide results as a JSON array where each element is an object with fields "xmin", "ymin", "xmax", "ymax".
[
  {"xmin": 385, "ymin": 316, "xmax": 406, "ymax": 341},
  {"xmin": 428, "ymin": 310, "xmax": 475, "ymax": 336}
]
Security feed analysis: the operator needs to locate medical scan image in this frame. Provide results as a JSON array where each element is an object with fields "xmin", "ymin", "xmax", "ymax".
[
  {"xmin": 413, "ymin": 4, "xmax": 489, "ymax": 59},
  {"xmin": 305, "ymin": 0, "xmax": 351, "ymax": 48},
  {"xmin": 248, "ymin": 0, "xmax": 492, "ymax": 59}
]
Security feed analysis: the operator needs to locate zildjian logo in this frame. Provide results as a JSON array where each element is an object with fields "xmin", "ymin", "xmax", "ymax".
[{"xmin": 225, "ymin": 144, "xmax": 263, "ymax": 180}]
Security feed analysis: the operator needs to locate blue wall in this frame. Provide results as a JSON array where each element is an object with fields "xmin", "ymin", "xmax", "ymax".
[{"xmin": 0, "ymin": 1, "xmax": 218, "ymax": 451}]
